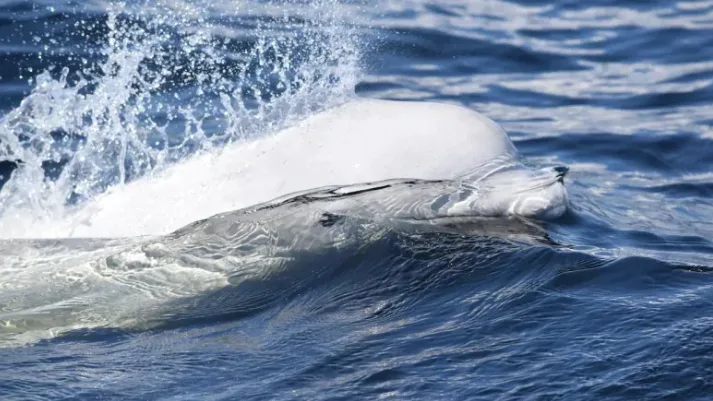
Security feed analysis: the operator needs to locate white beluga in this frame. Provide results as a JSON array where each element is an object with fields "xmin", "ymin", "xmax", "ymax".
[
  {"xmin": 0, "ymin": 97, "xmax": 572, "ymax": 345},
  {"xmin": 0, "ymin": 98, "xmax": 569, "ymax": 239}
]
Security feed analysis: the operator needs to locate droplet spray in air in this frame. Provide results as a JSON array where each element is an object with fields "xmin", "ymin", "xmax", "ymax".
[{"xmin": 0, "ymin": 0, "xmax": 361, "ymax": 231}]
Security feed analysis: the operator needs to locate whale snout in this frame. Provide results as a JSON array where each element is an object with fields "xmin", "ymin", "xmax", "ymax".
[
  {"xmin": 517, "ymin": 165, "xmax": 569, "ymax": 219},
  {"xmin": 552, "ymin": 165, "xmax": 569, "ymax": 183},
  {"xmin": 455, "ymin": 163, "xmax": 570, "ymax": 220}
]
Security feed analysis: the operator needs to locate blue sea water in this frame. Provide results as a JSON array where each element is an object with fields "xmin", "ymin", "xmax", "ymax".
[{"xmin": 2, "ymin": 0, "xmax": 713, "ymax": 400}]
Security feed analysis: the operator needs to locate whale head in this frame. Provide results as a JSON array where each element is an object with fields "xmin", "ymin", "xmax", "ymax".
[
  {"xmin": 448, "ymin": 157, "xmax": 570, "ymax": 220},
  {"xmin": 486, "ymin": 165, "xmax": 569, "ymax": 219}
]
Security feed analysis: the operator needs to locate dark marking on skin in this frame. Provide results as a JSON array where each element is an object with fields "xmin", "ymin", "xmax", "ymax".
[
  {"xmin": 319, "ymin": 212, "xmax": 342, "ymax": 227},
  {"xmin": 553, "ymin": 166, "xmax": 569, "ymax": 183}
]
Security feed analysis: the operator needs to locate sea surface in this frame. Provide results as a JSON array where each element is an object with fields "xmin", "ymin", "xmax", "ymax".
[{"xmin": 2, "ymin": 0, "xmax": 713, "ymax": 400}]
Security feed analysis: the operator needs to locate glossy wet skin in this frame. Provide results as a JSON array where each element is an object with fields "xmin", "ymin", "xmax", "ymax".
[{"xmin": 474, "ymin": 165, "xmax": 569, "ymax": 220}]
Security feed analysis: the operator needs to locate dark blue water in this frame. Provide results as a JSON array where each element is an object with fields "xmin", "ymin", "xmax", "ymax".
[{"xmin": 2, "ymin": 1, "xmax": 713, "ymax": 400}]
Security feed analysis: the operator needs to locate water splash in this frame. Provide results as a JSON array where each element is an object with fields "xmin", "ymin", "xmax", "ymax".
[{"xmin": 0, "ymin": 0, "xmax": 361, "ymax": 226}]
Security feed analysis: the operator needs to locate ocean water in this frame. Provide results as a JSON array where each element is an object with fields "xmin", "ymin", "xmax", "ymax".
[{"xmin": 2, "ymin": 0, "xmax": 713, "ymax": 400}]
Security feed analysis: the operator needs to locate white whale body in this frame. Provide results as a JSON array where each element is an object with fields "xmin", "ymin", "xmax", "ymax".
[
  {"xmin": 0, "ymin": 98, "xmax": 572, "ymax": 345},
  {"xmin": 0, "ymin": 98, "xmax": 568, "ymax": 239}
]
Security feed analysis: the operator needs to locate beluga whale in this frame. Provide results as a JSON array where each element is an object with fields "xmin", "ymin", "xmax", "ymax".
[
  {"xmin": 0, "ymin": 98, "xmax": 572, "ymax": 345},
  {"xmin": 0, "ymin": 98, "xmax": 569, "ymax": 239}
]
